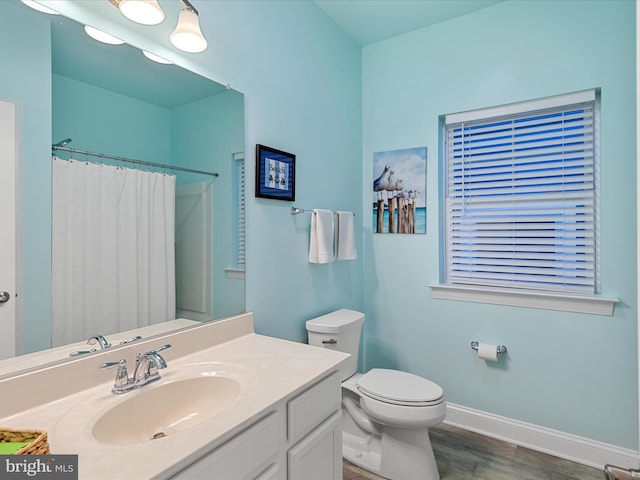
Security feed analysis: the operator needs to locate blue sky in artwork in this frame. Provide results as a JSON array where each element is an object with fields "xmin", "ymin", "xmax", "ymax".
[{"xmin": 373, "ymin": 146, "xmax": 426, "ymax": 207}]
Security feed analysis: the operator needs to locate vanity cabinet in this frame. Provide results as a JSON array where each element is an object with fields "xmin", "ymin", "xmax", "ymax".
[
  {"xmin": 168, "ymin": 371, "xmax": 342, "ymax": 480},
  {"xmin": 169, "ymin": 412, "xmax": 282, "ymax": 480},
  {"xmin": 287, "ymin": 371, "xmax": 342, "ymax": 480}
]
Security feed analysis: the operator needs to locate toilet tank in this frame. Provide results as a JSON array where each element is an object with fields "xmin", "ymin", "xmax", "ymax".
[{"xmin": 306, "ymin": 309, "xmax": 364, "ymax": 380}]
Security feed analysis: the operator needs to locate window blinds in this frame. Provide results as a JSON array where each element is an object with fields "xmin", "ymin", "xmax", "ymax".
[
  {"xmin": 444, "ymin": 93, "xmax": 597, "ymax": 294},
  {"xmin": 235, "ymin": 153, "xmax": 246, "ymax": 269}
]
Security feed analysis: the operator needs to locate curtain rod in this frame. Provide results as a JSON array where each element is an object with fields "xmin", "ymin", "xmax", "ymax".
[{"xmin": 52, "ymin": 145, "xmax": 219, "ymax": 178}]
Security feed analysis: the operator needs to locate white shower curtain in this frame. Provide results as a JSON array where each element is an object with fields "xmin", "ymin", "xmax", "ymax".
[{"xmin": 52, "ymin": 157, "xmax": 176, "ymax": 347}]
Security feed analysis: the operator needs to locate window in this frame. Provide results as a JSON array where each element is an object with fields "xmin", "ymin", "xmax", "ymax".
[
  {"xmin": 235, "ymin": 152, "xmax": 246, "ymax": 270},
  {"xmin": 442, "ymin": 90, "xmax": 601, "ymax": 298},
  {"xmin": 227, "ymin": 151, "xmax": 245, "ymax": 279}
]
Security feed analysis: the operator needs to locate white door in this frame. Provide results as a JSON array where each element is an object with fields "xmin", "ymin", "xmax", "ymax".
[
  {"xmin": 175, "ymin": 181, "xmax": 212, "ymax": 321},
  {"xmin": 0, "ymin": 99, "xmax": 18, "ymax": 360}
]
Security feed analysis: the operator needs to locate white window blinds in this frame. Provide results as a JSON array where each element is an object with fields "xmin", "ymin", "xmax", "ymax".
[
  {"xmin": 444, "ymin": 90, "xmax": 598, "ymax": 294},
  {"xmin": 234, "ymin": 152, "xmax": 245, "ymax": 269}
]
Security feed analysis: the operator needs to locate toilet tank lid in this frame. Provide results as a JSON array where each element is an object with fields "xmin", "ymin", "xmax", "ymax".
[{"xmin": 305, "ymin": 309, "xmax": 364, "ymax": 333}]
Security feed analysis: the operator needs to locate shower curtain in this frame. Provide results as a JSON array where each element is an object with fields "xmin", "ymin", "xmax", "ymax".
[{"xmin": 51, "ymin": 157, "xmax": 176, "ymax": 347}]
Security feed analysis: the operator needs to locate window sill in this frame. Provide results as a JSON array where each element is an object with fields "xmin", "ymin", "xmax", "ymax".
[
  {"xmin": 429, "ymin": 284, "xmax": 618, "ymax": 316},
  {"xmin": 225, "ymin": 268, "xmax": 245, "ymax": 280}
]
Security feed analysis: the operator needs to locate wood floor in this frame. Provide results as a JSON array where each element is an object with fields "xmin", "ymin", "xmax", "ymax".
[{"xmin": 343, "ymin": 423, "xmax": 604, "ymax": 480}]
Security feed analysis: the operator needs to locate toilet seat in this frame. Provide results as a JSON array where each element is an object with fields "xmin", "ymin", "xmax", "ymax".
[
  {"xmin": 357, "ymin": 369, "xmax": 444, "ymax": 407},
  {"xmin": 355, "ymin": 369, "xmax": 447, "ymax": 429}
]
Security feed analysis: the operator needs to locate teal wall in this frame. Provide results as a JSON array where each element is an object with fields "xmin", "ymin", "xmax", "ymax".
[
  {"xmin": 200, "ymin": 0, "xmax": 364, "ymax": 342},
  {"xmin": 52, "ymin": 74, "xmax": 171, "ymax": 163},
  {"xmin": 362, "ymin": 0, "xmax": 637, "ymax": 449},
  {"xmin": 0, "ymin": 2, "xmax": 52, "ymax": 354},
  {"xmin": 171, "ymin": 90, "xmax": 245, "ymax": 319}
]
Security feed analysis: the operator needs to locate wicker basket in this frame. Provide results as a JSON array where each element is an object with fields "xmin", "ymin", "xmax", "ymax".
[{"xmin": 0, "ymin": 427, "xmax": 50, "ymax": 454}]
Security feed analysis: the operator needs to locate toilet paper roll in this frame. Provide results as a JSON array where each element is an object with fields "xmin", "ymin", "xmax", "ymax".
[{"xmin": 477, "ymin": 343, "xmax": 499, "ymax": 362}]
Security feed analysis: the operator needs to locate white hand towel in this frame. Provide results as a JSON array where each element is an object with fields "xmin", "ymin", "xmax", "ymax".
[
  {"xmin": 335, "ymin": 211, "xmax": 357, "ymax": 260},
  {"xmin": 309, "ymin": 209, "xmax": 335, "ymax": 263}
]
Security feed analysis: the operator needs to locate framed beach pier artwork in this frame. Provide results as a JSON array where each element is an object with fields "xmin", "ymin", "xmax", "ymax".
[{"xmin": 372, "ymin": 147, "xmax": 426, "ymax": 234}]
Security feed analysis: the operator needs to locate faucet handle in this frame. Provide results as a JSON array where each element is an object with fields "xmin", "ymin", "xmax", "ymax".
[
  {"xmin": 99, "ymin": 359, "xmax": 130, "ymax": 393},
  {"xmin": 140, "ymin": 344, "xmax": 172, "ymax": 363},
  {"xmin": 153, "ymin": 344, "xmax": 172, "ymax": 354},
  {"xmin": 119, "ymin": 335, "xmax": 142, "ymax": 345},
  {"xmin": 132, "ymin": 344, "xmax": 172, "ymax": 385},
  {"xmin": 99, "ymin": 359, "xmax": 126, "ymax": 369},
  {"xmin": 69, "ymin": 348, "xmax": 97, "ymax": 357},
  {"xmin": 146, "ymin": 344, "xmax": 172, "ymax": 369}
]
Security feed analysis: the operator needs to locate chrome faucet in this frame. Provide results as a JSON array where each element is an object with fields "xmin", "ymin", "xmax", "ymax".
[
  {"xmin": 99, "ymin": 344, "xmax": 172, "ymax": 394},
  {"xmin": 133, "ymin": 345, "xmax": 171, "ymax": 386},
  {"xmin": 69, "ymin": 334, "xmax": 112, "ymax": 356},
  {"xmin": 88, "ymin": 335, "xmax": 112, "ymax": 350}
]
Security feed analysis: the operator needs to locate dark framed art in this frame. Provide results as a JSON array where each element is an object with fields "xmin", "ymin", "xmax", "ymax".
[{"xmin": 255, "ymin": 144, "xmax": 296, "ymax": 201}]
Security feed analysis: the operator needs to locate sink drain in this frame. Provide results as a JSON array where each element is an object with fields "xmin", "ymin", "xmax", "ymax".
[{"xmin": 152, "ymin": 432, "xmax": 166, "ymax": 440}]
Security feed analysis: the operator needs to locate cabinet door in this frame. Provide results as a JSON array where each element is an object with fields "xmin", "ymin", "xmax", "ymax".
[
  {"xmin": 170, "ymin": 412, "xmax": 280, "ymax": 480},
  {"xmin": 288, "ymin": 411, "xmax": 342, "ymax": 480}
]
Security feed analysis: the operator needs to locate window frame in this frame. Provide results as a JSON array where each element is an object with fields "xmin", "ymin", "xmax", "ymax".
[
  {"xmin": 225, "ymin": 151, "xmax": 245, "ymax": 280},
  {"xmin": 431, "ymin": 90, "xmax": 617, "ymax": 315}
]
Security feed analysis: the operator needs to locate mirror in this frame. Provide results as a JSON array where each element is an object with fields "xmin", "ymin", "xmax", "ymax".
[{"xmin": 0, "ymin": 4, "xmax": 245, "ymax": 377}]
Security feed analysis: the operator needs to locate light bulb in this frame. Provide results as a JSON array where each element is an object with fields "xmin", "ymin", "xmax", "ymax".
[
  {"xmin": 20, "ymin": 0, "xmax": 59, "ymax": 15},
  {"xmin": 84, "ymin": 25, "xmax": 125, "ymax": 45},
  {"xmin": 142, "ymin": 50, "xmax": 172, "ymax": 65},
  {"xmin": 118, "ymin": 0, "xmax": 165, "ymax": 26},
  {"xmin": 170, "ymin": 8, "xmax": 208, "ymax": 53}
]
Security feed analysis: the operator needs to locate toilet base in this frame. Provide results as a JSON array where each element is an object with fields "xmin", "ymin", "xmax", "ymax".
[
  {"xmin": 343, "ymin": 431, "xmax": 382, "ymax": 474},
  {"xmin": 342, "ymin": 425, "xmax": 440, "ymax": 480}
]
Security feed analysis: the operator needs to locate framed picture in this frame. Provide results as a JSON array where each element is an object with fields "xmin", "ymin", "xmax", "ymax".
[
  {"xmin": 255, "ymin": 144, "xmax": 296, "ymax": 201},
  {"xmin": 372, "ymin": 146, "xmax": 427, "ymax": 234}
]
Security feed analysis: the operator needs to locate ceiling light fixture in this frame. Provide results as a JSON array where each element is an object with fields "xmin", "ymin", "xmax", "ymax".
[
  {"xmin": 108, "ymin": 0, "xmax": 208, "ymax": 54},
  {"xmin": 19, "ymin": 0, "xmax": 60, "ymax": 15},
  {"xmin": 170, "ymin": 0, "xmax": 208, "ymax": 53},
  {"xmin": 84, "ymin": 25, "xmax": 125, "ymax": 45},
  {"xmin": 118, "ymin": 0, "xmax": 165, "ymax": 26},
  {"xmin": 142, "ymin": 50, "xmax": 173, "ymax": 64}
]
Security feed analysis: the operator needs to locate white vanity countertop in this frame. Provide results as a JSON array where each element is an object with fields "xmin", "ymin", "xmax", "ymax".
[{"xmin": 0, "ymin": 316, "xmax": 349, "ymax": 480}]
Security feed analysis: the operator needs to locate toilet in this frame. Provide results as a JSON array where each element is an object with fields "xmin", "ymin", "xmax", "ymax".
[{"xmin": 306, "ymin": 309, "xmax": 446, "ymax": 480}]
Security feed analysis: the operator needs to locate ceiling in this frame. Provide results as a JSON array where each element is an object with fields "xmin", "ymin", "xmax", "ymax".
[
  {"xmin": 313, "ymin": 0, "xmax": 504, "ymax": 46},
  {"xmin": 40, "ymin": 0, "xmax": 505, "ymax": 106},
  {"xmin": 50, "ymin": 16, "xmax": 227, "ymax": 109}
]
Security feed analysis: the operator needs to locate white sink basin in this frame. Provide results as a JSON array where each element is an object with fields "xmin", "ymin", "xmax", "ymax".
[{"xmin": 92, "ymin": 376, "xmax": 241, "ymax": 445}]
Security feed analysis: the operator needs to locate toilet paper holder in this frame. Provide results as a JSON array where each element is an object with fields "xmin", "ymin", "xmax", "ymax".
[{"xmin": 470, "ymin": 341, "xmax": 507, "ymax": 355}]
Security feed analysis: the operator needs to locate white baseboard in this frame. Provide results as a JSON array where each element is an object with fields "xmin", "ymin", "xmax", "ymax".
[{"xmin": 444, "ymin": 403, "xmax": 639, "ymax": 470}]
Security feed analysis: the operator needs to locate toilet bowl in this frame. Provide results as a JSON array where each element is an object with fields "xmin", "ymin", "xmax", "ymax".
[{"xmin": 306, "ymin": 309, "xmax": 446, "ymax": 480}]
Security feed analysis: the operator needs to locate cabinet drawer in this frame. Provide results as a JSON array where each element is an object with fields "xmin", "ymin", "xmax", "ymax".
[
  {"xmin": 170, "ymin": 411, "xmax": 280, "ymax": 480},
  {"xmin": 288, "ymin": 371, "xmax": 341, "ymax": 444}
]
